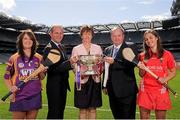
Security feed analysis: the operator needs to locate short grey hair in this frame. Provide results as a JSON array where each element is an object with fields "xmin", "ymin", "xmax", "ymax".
[
  {"xmin": 110, "ymin": 27, "xmax": 124, "ymax": 34},
  {"xmin": 49, "ymin": 24, "xmax": 63, "ymax": 33}
]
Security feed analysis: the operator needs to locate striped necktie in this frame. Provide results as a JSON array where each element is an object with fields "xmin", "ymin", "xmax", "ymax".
[{"xmin": 113, "ymin": 47, "xmax": 118, "ymax": 58}]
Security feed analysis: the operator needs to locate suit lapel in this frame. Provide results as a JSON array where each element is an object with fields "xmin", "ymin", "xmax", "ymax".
[
  {"xmin": 50, "ymin": 41, "xmax": 59, "ymax": 50},
  {"xmin": 50, "ymin": 41, "xmax": 66, "ymax": 60}
]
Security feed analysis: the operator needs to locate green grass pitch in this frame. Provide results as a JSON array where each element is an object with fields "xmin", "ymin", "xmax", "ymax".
[{"xmin": 0, "ymin": 64, "xmax": 180, "ymax": 119}]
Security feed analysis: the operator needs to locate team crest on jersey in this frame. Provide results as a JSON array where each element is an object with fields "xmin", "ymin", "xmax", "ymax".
[{"xmin": 18, "ymin": 63, "xmax": 24, "ymax": 68}]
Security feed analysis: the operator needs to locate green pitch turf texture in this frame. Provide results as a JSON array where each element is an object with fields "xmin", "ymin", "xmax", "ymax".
[{"xmin": 0, "ymin": 64, "xmax": 180, "ymax": 119}]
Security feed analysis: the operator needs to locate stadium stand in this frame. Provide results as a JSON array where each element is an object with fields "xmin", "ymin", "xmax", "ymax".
[
  {"xmin": 0, "ymin": 0, "xmax": 180, "ymax": 64},
  {"xmin": 0, "ymin": 27, "xmax": 180, "ymax": 63},
  {"xmin": 0, "ymin": 53, "xmax": 11, "ymax": 64}
]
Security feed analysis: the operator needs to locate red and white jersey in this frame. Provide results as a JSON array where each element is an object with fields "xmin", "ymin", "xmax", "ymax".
[{"xmin": 139, "ymin": 50, "xmax": 175, "ymax": 88}]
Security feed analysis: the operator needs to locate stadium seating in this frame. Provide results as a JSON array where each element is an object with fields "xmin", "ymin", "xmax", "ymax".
[{"xmin": 0, "ymin": 28, "xmax": 180, "ymax": 63}]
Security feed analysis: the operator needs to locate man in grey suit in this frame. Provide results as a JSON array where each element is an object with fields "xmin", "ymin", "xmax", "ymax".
[{"xmin": 103, "ymin": 27, "xmax": 138, "ymax": 119}]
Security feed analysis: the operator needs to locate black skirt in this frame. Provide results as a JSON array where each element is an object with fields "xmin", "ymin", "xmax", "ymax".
[{"xmin": 74, "ymin": 76, "xmax": 102, "ymax": 108}]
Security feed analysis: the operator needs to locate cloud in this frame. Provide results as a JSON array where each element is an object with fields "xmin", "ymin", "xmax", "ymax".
[
  {"xmin": 121, "ymin": 19, "xmax": 135, "ymax": 23},
  {"xmin": 118, "ymin": 6, "xmax": 128, "ymax": 11},
  {"xmin": 141, "ymin": 15, "xmax": 169, "ymax": 21},
  {"xmin": 0, "ymin": 0, "xmax": 16, "ymax": 11},
  {"xmin": 137, "ymin": 0, "xmax": 155, "ymax": 5}
]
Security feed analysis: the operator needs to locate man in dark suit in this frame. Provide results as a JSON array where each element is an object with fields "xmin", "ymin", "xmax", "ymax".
[
  {"xmin": 103, "ymin": 27, "xmax": 138, "ymax": 119},
  {"xmin": 43, "ymin": 25, "xmax": 76, "ymax": 119}
]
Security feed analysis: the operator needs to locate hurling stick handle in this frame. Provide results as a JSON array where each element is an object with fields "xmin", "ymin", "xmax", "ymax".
[
  {"xmin": 1, "ymin": 91, "xmax": 12, "ymax": 101},
  {"xmin": 144, "ymin": 67, "xmax": 158, "ymax": 79},
  {"xmin": 162, "ymin": 82, "xmax": 177, "ymax": 97},
  {"xmin": 1, "ymin": 81, "xmax": 25, "ymax": 101},
  {"xmin": 144, "ymin": 66, "xmax": 177, "ymax": 97},
  {"xmin": 24, "ymin": 64, "xmax": 45, "ymax": 83}
]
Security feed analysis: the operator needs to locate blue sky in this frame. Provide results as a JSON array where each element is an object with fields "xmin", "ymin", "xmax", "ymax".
[{"xmin": 0, "ymin": 0, "xmax": 173, "ymax": 26}]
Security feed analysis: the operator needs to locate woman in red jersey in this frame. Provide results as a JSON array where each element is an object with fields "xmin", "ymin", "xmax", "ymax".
[{"xmin": 137, "ymin": 29, "xmax": 176, "ymax": 119}]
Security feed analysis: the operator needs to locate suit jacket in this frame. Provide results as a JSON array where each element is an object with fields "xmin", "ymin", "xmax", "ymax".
[
  {"xmin": 43, "ymin": 41, "xmax": 71, "ymax": 91},
  {"xmin": 103, "ymin": 42, "xmax": 138, "ymax": 97}
]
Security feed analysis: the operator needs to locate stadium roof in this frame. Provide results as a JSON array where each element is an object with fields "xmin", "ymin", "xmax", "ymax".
[
  {"xmin": 0, "ymin": 12, "xmax": 48, "ymax": 32},
  {"xmin": 0, "ymin": 11, "xmax": 178, "ymax": 34},
  {"xmin": 171, "ymin": 0, "xmax": 180, "ymax": 16}
]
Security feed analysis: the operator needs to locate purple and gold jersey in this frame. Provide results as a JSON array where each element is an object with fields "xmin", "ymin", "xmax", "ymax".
[{"xmin": 4, "ymin": 52, "xmax": 43, "ymax": 101}]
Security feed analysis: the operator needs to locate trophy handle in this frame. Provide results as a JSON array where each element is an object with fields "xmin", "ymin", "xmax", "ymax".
[{"xmin": 75, "ymin": 62, "xmax": 81, "ymax": 91}]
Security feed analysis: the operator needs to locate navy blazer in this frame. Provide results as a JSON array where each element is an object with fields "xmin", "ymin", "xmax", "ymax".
[{"xmin": 43, "ymin": 41, "xmax": 71, "ymax": 91}]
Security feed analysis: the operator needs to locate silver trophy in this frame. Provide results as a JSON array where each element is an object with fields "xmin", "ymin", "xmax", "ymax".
[{"xmin": 79, "ymin": 55, "xmax": 102, "ymax": 75}]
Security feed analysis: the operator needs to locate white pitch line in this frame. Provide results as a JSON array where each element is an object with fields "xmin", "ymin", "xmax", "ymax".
[
  {"xmin": 43, "ymin": 104, "xmax": 110, "ymax": 112},
  {"xmin": 42, "ymin": 104, "xmax": 155, "ymax": 116},
  {"xmin": 0, "ymin": 102, "xmax": 155, "ymax": 116}
]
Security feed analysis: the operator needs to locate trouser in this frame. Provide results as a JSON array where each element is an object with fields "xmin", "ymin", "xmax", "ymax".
[
  {"xmin": 46, "ymin": 82, "xmax": 67, "ymax": 119},
  {"xmin": 108, "ymin": 82, "xmax": 137, "ymax": 119}
]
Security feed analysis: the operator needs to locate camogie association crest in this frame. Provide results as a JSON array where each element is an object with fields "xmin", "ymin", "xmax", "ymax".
[{"xmin": 18, "ymin": 62, "xmax": 24, "ymax": 68}]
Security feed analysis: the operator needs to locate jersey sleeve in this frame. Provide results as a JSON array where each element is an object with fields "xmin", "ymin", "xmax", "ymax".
[
  {"xmin": 138, "ymin": 52, "xmax": 144, "ymax": 62},
  {"xmin": 4, "ymin": 56, "xmax": 15, "ymax": 80},
  {"xmin": 166, "ymin": 51, "xmax": 176, "ymax": 69}
]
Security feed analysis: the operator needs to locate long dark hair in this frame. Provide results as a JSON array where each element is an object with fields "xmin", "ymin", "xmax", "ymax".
[
  {"xmin": 143, "ymin": 29, "xmax": 164, "ymax": 59},
  {"xmin": 16, "ymin": 29, "xmax": 39, "ymax": 62}
]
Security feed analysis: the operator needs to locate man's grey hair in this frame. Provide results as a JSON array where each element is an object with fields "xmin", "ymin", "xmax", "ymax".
[
  {"xmin": 110, "ymin": 27, "xmax": 124, "ymax": 34},
  {"xmin": 49, "ymin": 24, "xmax": 64, "ymax": 33}
]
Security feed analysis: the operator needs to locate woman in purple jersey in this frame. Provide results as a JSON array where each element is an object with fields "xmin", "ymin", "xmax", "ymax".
[{"xmin": 4, "ymin": 29, "xmax": 45, "ymax": 119}]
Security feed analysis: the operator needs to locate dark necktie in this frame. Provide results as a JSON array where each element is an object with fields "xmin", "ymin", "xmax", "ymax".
[{"xmin": 58, "ymin": 44, "xmax": 66, "ymax": 59}]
